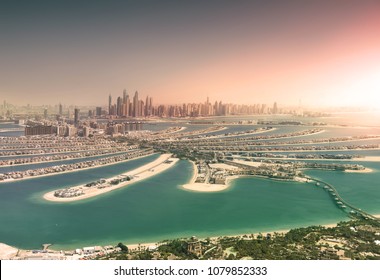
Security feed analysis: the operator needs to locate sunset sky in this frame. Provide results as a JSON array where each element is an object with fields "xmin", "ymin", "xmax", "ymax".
[{"xmin": 1, "ymin": 0, "xmax": 380, "ymax": 107}]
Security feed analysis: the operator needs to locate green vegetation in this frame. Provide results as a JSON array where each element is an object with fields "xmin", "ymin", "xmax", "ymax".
[
  {"xmin": 116, "ymin": 242, "xmax": 128, "ymax": 253},
  {"xmin": 95, "ymin": 219, "xmax": 380, "ymax": 260}
]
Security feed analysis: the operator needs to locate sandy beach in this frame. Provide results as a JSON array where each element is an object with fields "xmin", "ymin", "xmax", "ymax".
[
  {"xmin": 204, "ymin": 127, "xmax": 277, "ymax": 139},
  {"xmin": 182, "ymin": 182, "xmax": 229, "ymax": 192},
  {"xmin": 352, "ymin": 156, "xmax": 380, "ymax": 162},
  {"xmin": 209, "ymin": 163, "xmax": 239, "ymax": 170},
  {"xmin": 43, "ymin": 154, "xmax": 178, "ymax": 202},
  {"xmin": 125, "ymin": 222, "xmax": 342, "ymax": 252},
  {"xmin": 232, "ymin": 159, "xmax": 262, "ymax": 167},
  {"xmin": 345, "ymin": 168, "xmax": 373, "ymax": 173},
  {"xmin": 0, "ymin": 219, "xmax": 373, "ymax": 258},
  {"xmin": 182, "ymin": 175, "xmax": 240, "ymax": 192},
  {"xmin": 0, "ymin": 243, "xmax": 18, "ymax": 259},
  {"xmin": 182, "ymin": 161, "xmax": 233, "ymax": 192}
]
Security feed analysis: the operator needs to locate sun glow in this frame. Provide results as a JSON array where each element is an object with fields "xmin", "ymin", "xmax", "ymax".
[{"xmin": 321, "ymin": 70, "xmax": 380, "ymax": 108}]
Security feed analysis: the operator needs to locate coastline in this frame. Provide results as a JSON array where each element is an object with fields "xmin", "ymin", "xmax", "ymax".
[
  {"xmin": 95, "ymin": 220, "xmax": 352, "ymax": 252},
  {"xmin": 202, "ymin": 127, "xmax": 277, "ymax": 140},
  {"xmin": 241, "ymin": 156, "xmax": 380, "ymax": 163},
  {"xmin": 182, "ymin": 175, "xmax": 240, "ymax": 192},
  {"xmin": 0, "ymin": 152, "xmax": 156, "ymax": 183},
  {"xmin": 43, "ymin": 154, "xmax": 178, "ymax": 202},
  {"xmin": 2, "ymin": 209, "xmax": 380, "ymax": 255},
  {"xmin": 344, "ymin": 167, "xmax": 373, "ymax": 173},
  {"xmin": 0, "ymin": 149, "xmax": 135, "ymax": 167},
  {"xmin": 0, "ymin": 221, "xmax": 348, "ymax": 257}
]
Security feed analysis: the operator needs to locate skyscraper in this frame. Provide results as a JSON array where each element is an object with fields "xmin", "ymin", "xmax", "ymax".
[
  {"xmin": 145, "ymin": 95, "xmax": 150, "ymax": 116},
  {"xmin": 133, "ymin": 91, "xmax": 139, "ymax": 117},
  {"xmin": 108, "ymin": 94, "xmax": 112, "ymax": 115},
  {"xmin": 74, "ymin": 108, "xmax": 80, "ymax": 126},
  {"xmin": 273, "ymin": 102, "xmax": 278, "ymax": 114},
  {"xmin": 96, "ymin": 107, "xmax": 102, "ymax": 116},
  {"xmin": 125, "ymin": 94, "xmax": 130, "ymax": 117},
  {"xmin": 123, "ymin": 89, "xmax": 127, "ymax": 103},
  {"xmin": 117, "ymin": 96, "xmax": 122, "ymax": 116}
]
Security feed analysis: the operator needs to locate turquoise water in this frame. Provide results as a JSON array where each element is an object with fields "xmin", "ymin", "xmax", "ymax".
[
  {"xmin": 305, "ymin": 164, "xmax": 380, "ymax": 214},
  {"xmin": 0, "ymin": 119, "xmax": 380, "ymax": 250},
  {"xmin": 0, "ymin": 158, "xmax": 358, "ymax": 250}
]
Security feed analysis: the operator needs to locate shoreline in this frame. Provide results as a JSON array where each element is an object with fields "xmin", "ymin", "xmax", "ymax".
[
  {"xmin": 2, "ymin": 212, "xmax": 380, "ymax": 255},
  {"xmin": 0, "ymin": 220, "xmax": 358, "ymax": 256},
  {"xmin": 200, "ymin": 147, "xmax": 380, "ymax": 153},
  {"xmin": 0, "ymin": 149, "xmax": 134, "ymax": 168},
  {"xmin": 239, "ymin": 155, "xmax": 380, "ymax": 163},
  {"xmin": 79, "ymin": 218, "xmax": 370, "ymax": 252},
  {"xmin": 0, "ymin": 152, "xmax": 156, "ymax": 183},
  {"xmin": 181, "ymin": 163, "xmax": 373, "ymax": 193},
  {"xmin": 200, "ymin": 127, "xmax": 278, "ymax": 140},
  {"xmin": 344, "ymin": 167, "xmax": 373, "ymax": 173},
  {"xmin": 182, "ymin": 175, "xmax": 240, "ymax": 193},
  {"xmin": 43, "ymin": 154, "xmax": 178, "ymax": 202},
  {"xmin": 255, "ymin": 135, "xmax": 380, "ymax": 147}
]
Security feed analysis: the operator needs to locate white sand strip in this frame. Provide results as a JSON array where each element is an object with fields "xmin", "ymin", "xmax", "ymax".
[
  {"xmin": 43, "ymin": 154, "xmax": 178, "ymax": 202},
  {"xmin": 182, "ymin": 175, "xmax": 240, "ymax": 192},
  {"xmin": 344, "ymin": 168, "xmax": 373, "ymax": 173}
]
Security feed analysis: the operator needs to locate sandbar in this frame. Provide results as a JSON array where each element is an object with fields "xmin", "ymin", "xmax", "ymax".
[
  {"xmin": 182, "ymin": 175, "xmax": 239, "ymax": 192},
  {"xmin": 43, "ymin": 154, "xmax": 179, "ymax": 202},
  {"xmin": 344, "ymin": 168, "xmax": 373, "ymax": 173},
  {"xmin": 353, "ymin": 156, "xmax": 380, "ymax": 162},
  {"xmin": 182, "ymin": 182, "xmax": 229, "ymax": 192}
]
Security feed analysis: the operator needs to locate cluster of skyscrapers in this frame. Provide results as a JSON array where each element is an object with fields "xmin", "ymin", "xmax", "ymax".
[
  {"xmin": 107, "ymin": 90, "xmax": 153, "ymax": 118},
  {"xmin": 105, "ymin": 91, "xmax": 279, "ymax": 118}
]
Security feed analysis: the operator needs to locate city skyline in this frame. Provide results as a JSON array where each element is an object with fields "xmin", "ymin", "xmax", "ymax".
[{"xmin": 1, "ymin": 0, "xmax": 380, "ymax": 107}]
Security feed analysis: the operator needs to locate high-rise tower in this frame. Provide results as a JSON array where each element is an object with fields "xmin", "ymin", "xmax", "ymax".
[
  {"xmin": 108, "ymin": 94, "xmax": 112, "ymax": 115},
  {"xmin": 123, "ymin": 89, "xmax": 127, "ymax": 103},
  {"xmin": 74, "ymin": 108, "xmax": 80, "ymax": 126},
  {"xmin": 133, "ymin": 91, "xmax": 139, "ymax": 117}
]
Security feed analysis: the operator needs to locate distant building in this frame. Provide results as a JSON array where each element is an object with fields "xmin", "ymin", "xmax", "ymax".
[
  {"xmin": 74, "ymin": 108, "xmax": 80, "ymax": 126},
  {"xmin": 108, "ymin": 94, "xmax": 112, "ymax": 115},
  {"xmin": 96, "ymin": 107, "xmax": 102, "ymax": 117},
  {"xmin": 25, "ymin": 125, "xmax": 55, "ymax": 136},
  {"xmin": 65, "ymin": 125, "xmax": 77, "ymax": 137},
  {"xmin": 187, "ymin": 237, "xmax": 202, "ymax": 257},
  {"xmin": 273, "ymin": 102, "xmax": 278, "ymax": 114},
  {"xmin": 59, "ymin": 103, "xmax": 63, "ymax": 115},
  {"xmin": 83, "ymin": 126, "xmax": 90, "ymax": 137},
  {"xmin": 133, "ymin": 91, "xmax": 139, "ymax": 117}
]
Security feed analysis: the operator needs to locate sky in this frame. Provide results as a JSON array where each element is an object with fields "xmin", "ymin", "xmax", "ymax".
[{"xmin": 1, "ymin": 0, "xmax": 380, "ymax": 107}]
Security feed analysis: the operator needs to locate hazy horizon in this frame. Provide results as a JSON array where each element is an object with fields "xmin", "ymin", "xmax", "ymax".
[{"xmin": 1, "ymin": 0, "xmax": 380, "ymax": 107}]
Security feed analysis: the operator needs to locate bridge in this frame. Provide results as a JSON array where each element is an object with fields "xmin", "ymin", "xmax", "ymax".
[{"xmin": 311, "ymin": 177, "xmax": 379, "ymax": 222}]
